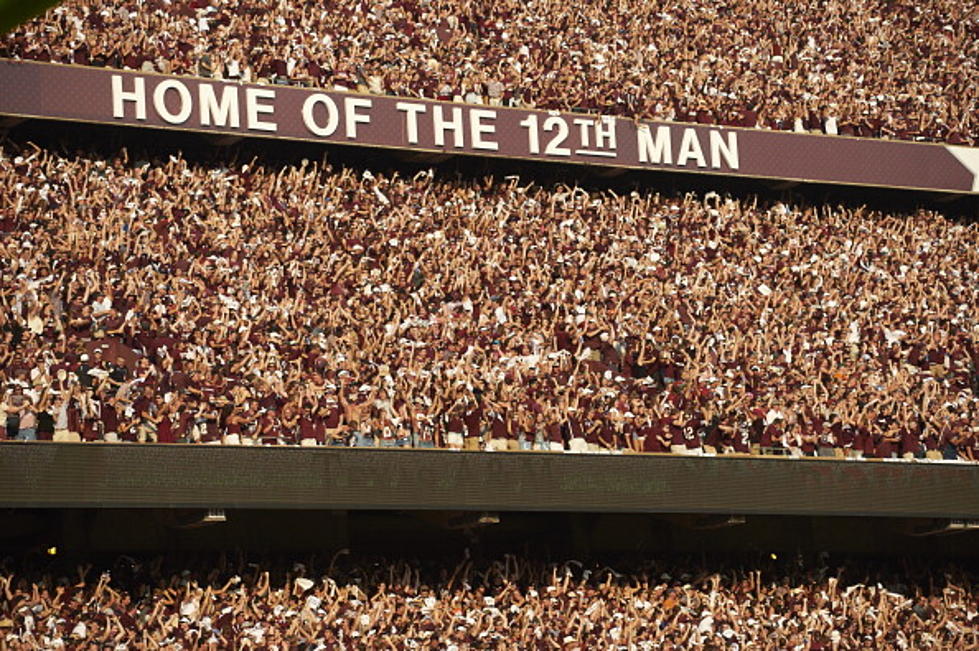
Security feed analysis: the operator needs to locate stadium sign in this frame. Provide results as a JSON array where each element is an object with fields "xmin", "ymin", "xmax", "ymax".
[{"xmin": 1, "ymin": 59, "xmax": 977, "ymax": 194}]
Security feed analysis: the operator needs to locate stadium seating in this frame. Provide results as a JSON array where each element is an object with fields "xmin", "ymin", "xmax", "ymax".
[
  {"xmin": 1, "ymin": 143, "xmax": 977, "ymax": 460},
  {"xmin": 3, "ymin": 2, "xmax": 979, "ymax": 647},
  {"xmin": 0, "ymin": 553, "xmax": 975, "ymax": 647}
]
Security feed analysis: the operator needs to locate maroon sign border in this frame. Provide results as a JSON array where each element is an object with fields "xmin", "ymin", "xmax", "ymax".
[{"xmin": 0, "ymin": 59, "xmax": 976, "ymax": 194}]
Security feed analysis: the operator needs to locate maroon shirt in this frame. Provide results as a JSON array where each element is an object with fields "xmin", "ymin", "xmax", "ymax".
[
  {"xmin": 157, "ymin": 415, "xmax": 175, "ymax": 444},
  {"xmin": 490, "ymin": 413, "xmax": 508, "ymax": 439},
  {"xmin": 463, "ymin": 407, "xmax": 482, "ymax": 439},
  {"xmin": 299, "ymin": 416, "xmax": 320, "ymax": 442},
  {"xmin": 900, "ymin": 428, "xmax": 920, "ymax": 456},
  {"xmin": 546, "ymin": 422, "xmax": 564, "ymax": 444},
  {"xmin": 641, "ymin": 422, "xmax": 664, "ymax": 453},
  {"xmin": 101, "ymin": 403, "xmax": 120, "ymax": 433}
]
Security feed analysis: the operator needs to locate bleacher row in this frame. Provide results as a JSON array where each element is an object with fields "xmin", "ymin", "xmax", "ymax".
[{"xmin": 0, "ymin": 141, "xmax": 977, "ymax": 461}]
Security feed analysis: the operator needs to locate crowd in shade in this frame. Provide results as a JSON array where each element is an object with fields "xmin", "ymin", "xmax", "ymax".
[
  {"xmin": 1, "ymin": 0, "xmax": 977, "ymax": 144},
  {"xmin": 0, "ymin": 553, "xmax": 976, "ymax": 648},
  {"xmin": 1, "ymin": 140, "xmax": 979, "ymax": 459}
]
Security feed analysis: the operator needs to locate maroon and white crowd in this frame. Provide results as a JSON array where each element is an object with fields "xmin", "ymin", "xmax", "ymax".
[
  {"xmin": 0, "ymin": 553, "xmax": 977, "ymax": 648},
  {"xmin": 1, "ymin": 0, "xmax": 977, "ymax": 144},
  {"xmin": 1, "ymin": 140, "xmax": 979, "ymax": 459}
]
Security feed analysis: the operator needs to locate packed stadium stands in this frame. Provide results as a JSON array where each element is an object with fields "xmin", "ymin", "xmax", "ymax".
[
  {"xmin": 0, "ymin": 552, "xmax": 976, "ymax": 647},
  {"xmin": 3, "ymin": 0, "xmax": 979, "ymax": 648},
  {"xmin": 1, "ymin": 140, "xmax": 978, "ymax": 459},
  {"xmin": 1, "ymin": 0, "xmax": 976, "ymax": 145}
]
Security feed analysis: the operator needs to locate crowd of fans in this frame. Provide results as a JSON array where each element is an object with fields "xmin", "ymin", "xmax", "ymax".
[
  {"xmin": 1, "ymin": 0, "xmax": 977, "ymax": 144},
  {"xmin": 0, "ymin": 552, "xmax": 976, "ymax": 648},
  {"xmin": 1, "ymin": 139, "xmax": 979, "ymax": 460}
]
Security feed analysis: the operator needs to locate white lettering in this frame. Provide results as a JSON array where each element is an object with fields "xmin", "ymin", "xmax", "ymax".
[
  {"xmin": 111, "ymin": 75, "xmax": 146, "ymax": 121},
  {"xmin": 677, "ymin": 129, "xmax": 707, "ymax": 167},
  {"xmin": 542, "ymin": 116, "xmax": 571, "ymax": 156},
  {"xmin": 301, "ymin": 94, "xmax": 340, "ymax": 137},
  {"xmin": 199, "ymin": 84, "xmax": 240, "ymax": 128},
  {"xmin": 344, "ymin": 97, "xmax": 372, "ymax": 139},
  {"xmin": 637, "ymin": 125, "xmax": 672, "ymax": 164},
  {"xmin": 573, "ymin": 118, "xmax": 592, "ymax": 148},
  {"xmin": 433, "ymin": 106, "xmax": 464, "ymax": 148},
  {"xmin": 396, "ymin": 102, "xmax": 427, "ymax": 144},
  {"xmin": 469, "ymin": 109, "xmax": 499, "ymax": 151},
  {"xmin": 152, "ymin": 79, "xmax": 193, "ymax": 125},
  {"xmin": 520, "ymin": 114, "xmax": 540, "ymax": 154},
  {"xmin": 595, "ymin": 117, "xmax": 616, "ymax": 150},
  {"xmin": 245, "ymin": 88, "xmax": 277, "ymax": 132},
  {"xmin": 709, "ymin": 130, "xmax": 740, "ymax": 170}
]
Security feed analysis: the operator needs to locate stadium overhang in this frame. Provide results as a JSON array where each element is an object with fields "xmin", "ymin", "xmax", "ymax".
[{"xmin": 1, "ymin": 443, "xmax": 977, "ymax": 519}]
